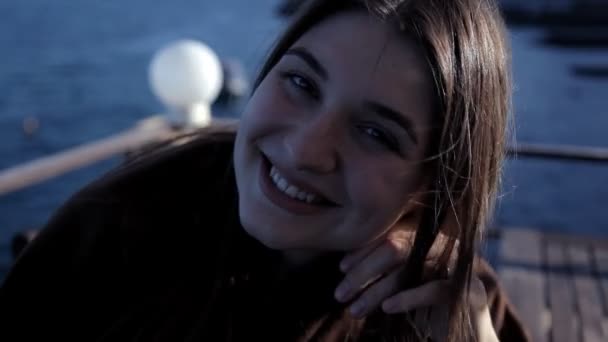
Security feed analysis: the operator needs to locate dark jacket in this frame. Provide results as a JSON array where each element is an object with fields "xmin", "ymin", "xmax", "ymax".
[{"xmin": 0, "ymin": 128, "xmax": 530, "ymax": 341}]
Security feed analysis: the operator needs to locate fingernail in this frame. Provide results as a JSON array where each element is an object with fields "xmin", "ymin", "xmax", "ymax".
[
  {"xmin": 349, "ymin": 300, "xmax": 366, "ymax": 317},
  {"xmin": 335, "ymin": 284, "xmax": 349, "ymax": 301}
]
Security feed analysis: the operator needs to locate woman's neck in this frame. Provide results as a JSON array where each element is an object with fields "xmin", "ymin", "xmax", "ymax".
[{"xmin": 281, "ymin": 248, "xmax": 324, "ymax": 267}]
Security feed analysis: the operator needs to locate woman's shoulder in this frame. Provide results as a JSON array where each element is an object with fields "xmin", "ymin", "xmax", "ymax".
[
  {"xmin": 1, "ymin": 123, "xmax": 241, "ymax": 285},
  {"xmin": 69, "ymin": 123, "xmax": 241, "ymax": 269},
  {"xmin": 0, "ymin": 125, "xmax": 240, "ymax": 340},
  {"xmin": 10, "ymin": 123, "xmax": 240, "ymax": 281}
]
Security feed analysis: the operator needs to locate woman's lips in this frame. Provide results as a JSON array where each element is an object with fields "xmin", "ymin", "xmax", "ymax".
[{"xmin": 259, "ymin": 153, "xmax": 335, "ymax": 216}]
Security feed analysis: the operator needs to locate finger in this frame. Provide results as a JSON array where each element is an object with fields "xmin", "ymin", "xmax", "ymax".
[
  {"xmin": 346, "ymin": 269, "xmax": 401, "ymax": 318},
  {"xmin": 466, "ymin": 276, "xmax": 499, "ymax": 342},
  {"xmin": 474, "ymin": 305, "xmax": 500, "ymax": 342},
  {"xmin": 425, "ymin": 231, "xmax": 457, "ymax": 263},
  {"xmin": 335, "ymin": 237, "xmax": 409, "ymax": 303},
  {"xmin": 468, "ymin": 275, "xmax": 488, "ymax": 311},
  {"xmin": 381, "ymin": 279, "xmax": 449, "ymax": 314},
  {"xmin": 342, "ymin": 228, "xmax": 414, "ymax": 273},
  {"xmin": 339, "ymin": 239, "xmax": 381, "ymax": 273}
]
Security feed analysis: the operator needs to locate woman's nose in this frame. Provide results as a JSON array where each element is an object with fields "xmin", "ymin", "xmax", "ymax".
[{"xmin": 284, "ymin": 116, "xmax": 340, "ymax": 174}]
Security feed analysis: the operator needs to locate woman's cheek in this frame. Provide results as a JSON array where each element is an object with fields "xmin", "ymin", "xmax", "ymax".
[
  {"xmin": 355, "ymin": 172, "xmax": 416, "ymax": 221},
  {"xmin": 241, "ymin": 87, "xmax": 284, "ymax": 138},
  {"xmin": 248, "ymin": 81, "xmax": 294, "ymax": 123}
]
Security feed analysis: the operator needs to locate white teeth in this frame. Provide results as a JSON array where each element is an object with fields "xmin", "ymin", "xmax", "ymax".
[
  {"xmin": 277, "ymin": 178, "xmax": 288, "ymax": 191},
  {"xmin": 270, "ymin": 166, "xmax": 277, "ymax": 178},
  {"xmin": 269, "ymin": 165, "xmax": 319, "ymax": 203},
  {"xmin": 285, "ymin": 185, "xmax": 298, "ymax": 197}
]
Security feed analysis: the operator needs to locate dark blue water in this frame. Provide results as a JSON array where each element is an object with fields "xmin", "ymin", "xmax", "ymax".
[
  {"xmin": 0, "ymin": 0, "xmax": 283, "ymax": 269},
  {"xmin": 0, "ymin": 1, "xmax": 606, "ymax": 271}
]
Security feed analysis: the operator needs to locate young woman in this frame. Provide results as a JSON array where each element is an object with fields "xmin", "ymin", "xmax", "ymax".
[{"xmin": 0, "ymin": 0, "xmax": 528, "ymax": 341}]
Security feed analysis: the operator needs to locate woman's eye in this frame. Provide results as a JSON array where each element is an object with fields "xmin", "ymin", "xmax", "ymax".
[
  {"xmin": 281, "ymin": 72, "xmax": 319, "ymax": 99},
  {"xmin": 291, "ymin": 75, "xmax": 308, "ymax": 89},
  {"xmin": 360, "ymin": 126, "xmax": 399, "ymax": 152}
]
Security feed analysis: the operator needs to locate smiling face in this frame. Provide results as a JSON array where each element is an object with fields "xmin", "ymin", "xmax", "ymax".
[{"xmin": 233, "ymin": 10, "xmax": 435, "ymax": 260}]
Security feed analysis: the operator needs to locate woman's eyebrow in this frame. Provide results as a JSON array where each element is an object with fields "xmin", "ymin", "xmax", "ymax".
[
  {"xmin": 284, "ymin": 47, "xmax": 328, "ymax": 81},
  {"xmin": 364, "ymin": 101, "xmax": 418, "ymax": 144}
]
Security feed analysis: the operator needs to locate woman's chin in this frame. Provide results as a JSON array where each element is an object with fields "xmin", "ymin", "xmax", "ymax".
[
  {"xmin": 241, "ymin": 224, "xmax": 327, "ymax": 265},
  {"xmin": 239, "ymin": 216, "xmax": 294, "ymax": 249}
]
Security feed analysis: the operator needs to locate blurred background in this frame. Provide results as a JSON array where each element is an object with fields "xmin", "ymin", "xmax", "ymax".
[{"xmin": 0, "ymin": 0, "xmax": 606, "ymax": 277}]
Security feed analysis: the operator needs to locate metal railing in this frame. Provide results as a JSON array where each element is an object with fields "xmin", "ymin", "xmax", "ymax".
[{"xmin": 506, "ymin": 143, "xmax": 608, "ymax": 163}]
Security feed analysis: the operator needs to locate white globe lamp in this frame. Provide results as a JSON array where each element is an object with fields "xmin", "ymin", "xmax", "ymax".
[{"xmin": 149, "ymin": 39, "xmax": 223, "ymax": 127}]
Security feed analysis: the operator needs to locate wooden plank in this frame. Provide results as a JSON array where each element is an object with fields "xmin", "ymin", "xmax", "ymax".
[
  {"xmin": 546, "ymin": 242, "xmax": 578, "ymax": 342},
  {"xmin": 567, "ymin": 245, "xmax": 604, "ymax": 342},
  {"xmin": 545, "ymin": 232, "xmax": 608, "ymax": 249},
  {"xmin": 592, "ymin": 246, "xmax": 608, "ymax": 339},
  {"xmin": 499, "ymin": 228, "xmax": 547, "ymax": 342}
]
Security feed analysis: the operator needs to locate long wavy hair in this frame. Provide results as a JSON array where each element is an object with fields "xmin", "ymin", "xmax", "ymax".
[{"xmin": 253, "ymin": 0, "xmax": 511, "ymax": 340}]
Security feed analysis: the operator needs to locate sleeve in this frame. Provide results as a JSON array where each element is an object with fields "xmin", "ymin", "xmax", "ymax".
[
  {"xmin": 0, "ymin": 194, "xmax": 129, "ymax": 341},
  {"xmin": 475, "ymin": 258, "xmax": 532, "ymax": 342}
]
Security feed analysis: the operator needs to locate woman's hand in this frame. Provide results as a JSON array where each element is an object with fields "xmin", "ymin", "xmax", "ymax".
[
  {"xmin": 334, "ymin": 229, "xmax": 446, "ymax": 318},
  {"xmin": 335, "ymin": 230, "xmax": 499, "ymax": 342},
  {"xmin": 334, "ymin": 229, "xmax": 416, "ymax": 317}
]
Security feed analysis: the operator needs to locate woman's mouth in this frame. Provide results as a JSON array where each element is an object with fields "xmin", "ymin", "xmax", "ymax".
[{"xmin": 259, "ymin": 153, "xmax": 336, "ymax": 215}]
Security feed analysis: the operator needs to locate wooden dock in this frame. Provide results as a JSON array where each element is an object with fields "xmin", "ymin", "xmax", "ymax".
[{"xmin": 498, "ymin": 228, "xmax": 608, "ymax": 342}]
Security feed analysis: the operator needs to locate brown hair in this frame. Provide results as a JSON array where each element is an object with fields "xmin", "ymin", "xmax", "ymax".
[{"xmin": 254, "ymin": 0, "xmax": 511, "ymax": 340}]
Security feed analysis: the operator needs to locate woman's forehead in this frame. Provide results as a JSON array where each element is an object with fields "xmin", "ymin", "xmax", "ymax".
[{"xmin": 289, "ymin": 10, "xmax": 431, "ymax": 91}]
